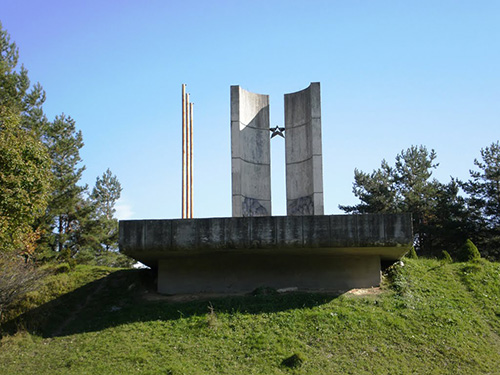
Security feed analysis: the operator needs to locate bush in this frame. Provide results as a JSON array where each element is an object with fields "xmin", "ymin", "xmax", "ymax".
[
  {"xmin": 0, "ymin": 252, "xmax": 47, "ymax": 323},
  {"xmin": 281, "ymin": 353, "xmax": 305, "ymax": 368},
  {"xmin": 441, "ymin": 250, "xmax": 453, "ymax": 263},
  {"xmin": 406, "ymin": 247, "xmax": 418, "ymax": 259},
  {"xmin": 458, "ymin": 239, "xmax": 481, "ymax": 262},
  {"xmin": 52, "ymin": 262, "xmax": 71, "ymax": 274}
]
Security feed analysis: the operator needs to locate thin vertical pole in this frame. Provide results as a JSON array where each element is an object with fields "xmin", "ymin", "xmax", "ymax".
[
  {"xmin": 181, "ymin": 84, "xmax": 186, "ymax": 218},
  {"xmin": 189, "ymin": 102, "xmax": 194, "ymax": 218},
  {"xmin": 185, "ymin": 93, "xmax": 190, "ymax": 218}
]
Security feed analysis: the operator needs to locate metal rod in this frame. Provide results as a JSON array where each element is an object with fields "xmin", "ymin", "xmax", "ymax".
[
  {"xmin": 181, "ymin": 84, "xmax": 186, "ymax": 218},
  {"xmin": 185, "ymin": 93, "xmax": 190, "ymax": 218},
  {"xmin": 189, "ymin": 102, "xmax": 194, "ymax": 218}
]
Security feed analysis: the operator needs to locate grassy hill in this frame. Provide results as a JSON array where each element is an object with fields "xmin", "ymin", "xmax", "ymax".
[{"xmin": 1, "ymin": 258, "xmax": 499, "ymax": 374}]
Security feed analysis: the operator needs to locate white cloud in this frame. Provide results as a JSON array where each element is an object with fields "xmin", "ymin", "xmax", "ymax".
[{"xmin": 115, "ymin": 198, "xmax": 134, "ymax": 220}]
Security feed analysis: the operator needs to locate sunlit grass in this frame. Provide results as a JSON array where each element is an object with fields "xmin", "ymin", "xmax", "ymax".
[{"xmin": 1, "ymin": 259, "xmax": 499, "ymax": 374}]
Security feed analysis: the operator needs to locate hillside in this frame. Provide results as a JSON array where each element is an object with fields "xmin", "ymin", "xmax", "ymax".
[{"xmin": 1, "ymin": 258, "xmax": 499, "ymax": 374}]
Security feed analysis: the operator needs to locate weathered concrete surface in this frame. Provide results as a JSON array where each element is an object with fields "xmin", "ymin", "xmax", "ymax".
[
  {"xmin": 231, "ymin": 86, "xmax": 271, "ymax": 217},
  {"xmin": 285, "ymin": 82, "xmax": 324, "ymax": 215},
  {"xmin": 158, "ymin": 254, "xmax": 380, "ymax": 294},
  {"xmin": 120, "ymin": 214, "xmax": 412, "ymax": 294}
]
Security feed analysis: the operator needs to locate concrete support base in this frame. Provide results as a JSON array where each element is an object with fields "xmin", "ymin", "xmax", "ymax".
[
  {"xmin": 120, "ymin": 214, "xmax": 412, "ymax": 295},
  {"xmin": 158, "ymin": 253, "xmax": 381, "ymax": 295}
]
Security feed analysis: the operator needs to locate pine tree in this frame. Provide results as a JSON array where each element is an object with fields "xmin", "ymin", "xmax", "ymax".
[
  {"xmin": 461, "ymin": 141, "xmax": 500, "ymax": 258},
  {"xmin": 340, "ymin": 145, "xmax": 443, "ymax": 253},
  {"xmin": 87, "ymin": 169, "xmax": 122, "ymax": 252},
  {"xmin": 42, "ymin": 114, "xmax": 86, "ymax": 255}
]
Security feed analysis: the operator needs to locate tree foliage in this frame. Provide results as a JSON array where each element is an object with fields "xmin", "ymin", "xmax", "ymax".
[
  {"xmin": 0, "ymin": 108, "xmax": 52, "ymax": 255},
  {"xmin": 461, "ymin": 141, "xmax": 500, "ymax": 258},
  {"xmin": 1, "ymin": 23, "xmax": 125, "ymax": 266},
  {"xmin": 340, "ymin": 145, "xmax": 445, "ymax": 253},
  {"xmin": 0, "ymin": 23, "xmax": 52, "ymax": 256},
  {"xmin": 341, "ymin": 142, "xmax": 500, "ymax": 259},
  {"xmin": 85, "ymin": 169, "xmax": 122, "ymax": 252},
  {"xmin": 40, "ymin": 114, "xmax": 86, "ymax": 254}
]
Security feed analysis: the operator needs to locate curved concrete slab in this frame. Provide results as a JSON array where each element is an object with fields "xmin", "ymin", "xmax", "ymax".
[
  {"xmin": 231, "ymin": 86, "xmax": 271, "ymax": 217},
  {"xmin": 285, "ymin": 82, "xmax": 324, "ymax": 215}
]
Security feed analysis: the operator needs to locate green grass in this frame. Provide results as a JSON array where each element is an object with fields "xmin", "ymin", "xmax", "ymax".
[{"xmin": 1, "ymin": 259, "xmax": 500, "ymax": 374}]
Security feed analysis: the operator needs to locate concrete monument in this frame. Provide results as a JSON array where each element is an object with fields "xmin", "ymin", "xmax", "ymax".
[{"xmin": 119, "ymin": 82, "xmax": 413, "ymax": 296}]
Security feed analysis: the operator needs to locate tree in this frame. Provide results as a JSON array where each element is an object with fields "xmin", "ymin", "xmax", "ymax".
[
  {"xmin": 86, "ymin": 169, "xmax": 122, "ymax": 252},
  {"xmin": 41, "ymin": 114, "xmax": 86, "ymax": 255},
  {"xmin": 340, "ymin": 145, "xmax": 460, "ymax": 254},
  {"xmin": 461, "ymin": 141, "xmax": 500, "ymax": 258},
  {"xmin": 339, "ymin": 146, "xmax": 439, "ymax": 235},
  {"xmin": 0, "ymin": 22, "xmax": 48, "ymax": 134},
  {"xmin": 0, "ymin": 108, "xmax": 52, "ymax": 255},
  {"xmin": 425, "ymin": 179, "xmax": 470, "ymax": 256},
  {"xmin": 339, "ymin": 160, "xmax": 397, "ymax": 214},
  {"xmin": 0, "ymin": 23, "xmax": 52, "ymax": 257}
]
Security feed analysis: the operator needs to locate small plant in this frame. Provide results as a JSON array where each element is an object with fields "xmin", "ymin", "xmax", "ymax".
[
  {"xmin": 458, "ymin": 239, "xmax": 481, "ymax": 262},
  {"xmin": 441, "ymin": 250, "xmax": 453, "ymax": 263},
  {"xmin": 206, "ymin": 302, "xmax": 218, "ymax": 329},
  {"xmin": 281, "ymin": 353, "xmax": 305, "ymax": 369},
  {"xmin": 52, "ymin": 263, "xmax": 72, "ymax": 274},
  {"xmin": 406, "ymin": 247, "xmax": 418, "ymax": 259}
]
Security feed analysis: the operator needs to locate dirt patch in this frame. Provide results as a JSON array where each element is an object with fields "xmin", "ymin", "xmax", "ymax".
[{"xmin": 346, "ymin": 287, "xmax": 383, "ymax": 296}]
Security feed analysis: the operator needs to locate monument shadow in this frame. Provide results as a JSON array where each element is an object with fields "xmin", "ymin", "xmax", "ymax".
[{"xmin": 2, "ymin": 268, "xmax": 339, "ymax": 339}]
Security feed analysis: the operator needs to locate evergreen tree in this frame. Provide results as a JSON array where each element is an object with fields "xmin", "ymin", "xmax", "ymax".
[
  {"xmin": 0, "ymin": 22, "xmax": 48, "ymax": 134},
  {"xmin": 425, "ymin": 179, "xmax": 470, "ymax": 257},
  {"xmin": 87, "ymin": 169, "xmax": 122, "ymax": 252},
  {"xmin": 340, "ymin": 145, "xmax": 442, "ymax": 253},
  {"xmin": 42, "ymin": 114, "xmax": 86, "ymax": 255},
  {"xmin": 461, "ymin": 141, "xmax": 500, "ymax": 258}
]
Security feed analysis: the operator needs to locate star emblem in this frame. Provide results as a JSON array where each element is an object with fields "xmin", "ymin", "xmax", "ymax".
[{"xmin": 270, "ymin": 126, "xmax": 285, "ymax": 139}]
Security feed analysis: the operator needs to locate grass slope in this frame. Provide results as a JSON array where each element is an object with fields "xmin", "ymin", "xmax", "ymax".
[{"xmin": 1, "ymin": 259, "xmax": 500, "ymax": 374}]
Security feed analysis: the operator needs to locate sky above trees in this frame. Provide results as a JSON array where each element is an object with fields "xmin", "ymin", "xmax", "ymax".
[{"xmin": 2, "ymin": 0, "xmax": 499, "ymax": 219}]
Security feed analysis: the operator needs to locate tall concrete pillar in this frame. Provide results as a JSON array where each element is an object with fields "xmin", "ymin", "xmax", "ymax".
[
  {"xmin": 231, "ymin": 86, "xmax": 271, "ymax": 217},
  {"xmin": 285, "ymin": 82, "xmax": 324, "ymax": 215}
]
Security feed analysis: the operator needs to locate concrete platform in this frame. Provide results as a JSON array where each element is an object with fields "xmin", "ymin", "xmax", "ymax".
[{"xmin": 119, "ymin": 214, "xmax": 412, "ymax": 294}]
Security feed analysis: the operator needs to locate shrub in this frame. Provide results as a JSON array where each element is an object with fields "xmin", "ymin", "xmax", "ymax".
[
  {"xmin": 458, "ymin": 239, "xmax": 481, "ymax": 262},
  {"xmin": 406, "ymin": 247, "xmax": 418, "ymax": 259},
  {"xmin": 281, "ymin": 353, "xmax": 305, "ymax": 368},
  {"xmin": 52, "ymin": 262, "xmax": 71, "ymax": 274},
  {"xmin": 441, "ymin": 250, "xmax": 453, "ymax": 263},
  {"xmin": 0, "ymin": 252, "xmax": 47, "ymax": 323}
]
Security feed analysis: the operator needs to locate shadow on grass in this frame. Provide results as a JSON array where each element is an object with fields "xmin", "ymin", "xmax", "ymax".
[{"xmin": 2, "ymin": 269, "xmax": 338, "ymax": 338}]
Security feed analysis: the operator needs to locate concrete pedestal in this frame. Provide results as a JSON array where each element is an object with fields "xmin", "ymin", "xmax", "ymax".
[{"xmin": 120, "ymin": 214, "xmax": 412, "ymax": 295}]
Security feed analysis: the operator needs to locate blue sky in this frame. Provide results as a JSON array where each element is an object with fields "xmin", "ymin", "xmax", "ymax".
[{"xmin": 2, "ymin": 0, "xmax": 499, "ymax": 219}]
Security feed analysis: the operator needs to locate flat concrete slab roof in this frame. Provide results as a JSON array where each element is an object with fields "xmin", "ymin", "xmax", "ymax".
[{"xmin": 119, "ymin": 214, "xmax": 412, "ymax": 268}]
